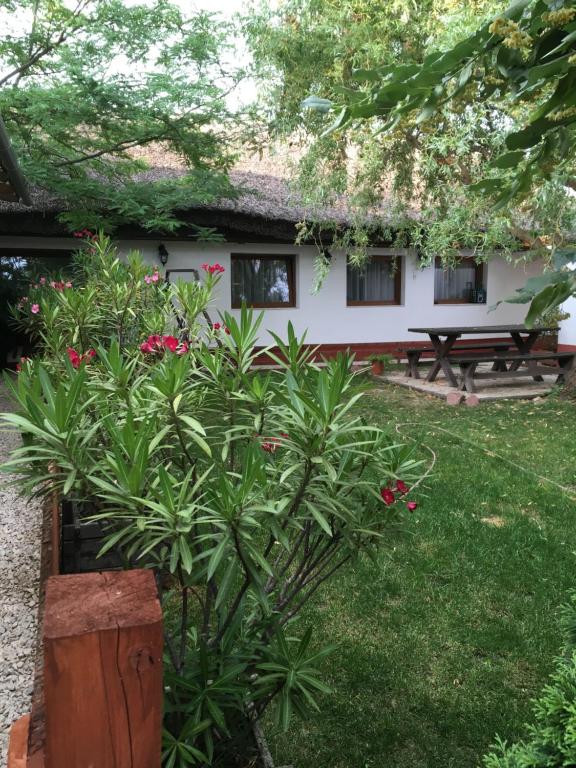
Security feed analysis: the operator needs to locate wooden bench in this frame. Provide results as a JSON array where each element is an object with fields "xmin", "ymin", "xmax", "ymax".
[
  {"xmin": 405, "ymin": 342, "xmax": 513, "ymax": 379},
  {"xmin": 456, "ymin": 352, "xmax": 576, "ymax": 393}
]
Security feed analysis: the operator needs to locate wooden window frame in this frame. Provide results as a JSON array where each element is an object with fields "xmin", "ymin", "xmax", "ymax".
[
  {"xmin": 346, "ymin": 254, "xmax": 402, "ymax": 307},
  {"xmin": 231, "ymin": 253, "xmax": 296, "ymax": 309},
  {"xmin": 434, "ymin": 257, "xmax": 486, "ymax": 305}
]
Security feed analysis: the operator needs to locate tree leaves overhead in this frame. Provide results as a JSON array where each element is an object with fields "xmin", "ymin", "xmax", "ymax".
[
  {"xmin": 244, "ymin": 0, "xmax": 576, "ymax": 266},
  {"xmin": 306, "ymin": 0, "xmax": 576, "ymax": 212},
  {"xmin": 0, "ymin": 0, "xmax": 243, "ymax": 231}
]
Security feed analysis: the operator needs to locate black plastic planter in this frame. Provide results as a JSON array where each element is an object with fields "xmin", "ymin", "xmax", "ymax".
[{"xmin": 60, "ymin": 498, "xmax": 125, "ymax": 574}]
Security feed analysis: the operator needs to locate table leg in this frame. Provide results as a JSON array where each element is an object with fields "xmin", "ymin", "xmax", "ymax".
[
  {"xmin": 426, "ymin": 334, "xmax": 459, "ymax": 386},
  {"xmin": 510, "ymin": 331, "xmax": 543, "ymax": 381}
]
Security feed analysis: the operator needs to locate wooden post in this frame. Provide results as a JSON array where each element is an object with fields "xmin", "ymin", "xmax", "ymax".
[
  {"xmin": 43, "ymin": 569, "xmax": 163, "ymax": 768},
  {"xmin": 7, "ymin": 715, "xmax": 30, "ymax": 768}
]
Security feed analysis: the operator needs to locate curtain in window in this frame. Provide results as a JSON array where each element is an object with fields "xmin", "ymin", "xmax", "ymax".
[
  {"xmin": 347, "ymin": 258, "xmax": 397, "ymax": 303},
  {"xmin": 232, "ymin": 257, "xmax": 292, "ymax": 306},
  {"xmin": 434, "ymin": 261, "xmax": 478, "ymax": 302}
]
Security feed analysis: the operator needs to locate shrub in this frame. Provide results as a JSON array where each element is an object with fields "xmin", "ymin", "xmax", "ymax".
[
  {"xmin": 483, "ymin": 594, "xmax": 576, "ymax": 768},
  {"xmin": 3, "ymin": 236, "xmax": 424, "ymax": 766}
]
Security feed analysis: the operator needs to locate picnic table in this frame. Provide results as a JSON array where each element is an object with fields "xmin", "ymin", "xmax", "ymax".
[{"xmin": 406, "ymin": 324, "xmax": 558, "ymax": 387}]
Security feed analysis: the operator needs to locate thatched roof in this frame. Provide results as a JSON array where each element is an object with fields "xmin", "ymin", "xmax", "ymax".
[{"xmin": 0, "ymin": 145, "xmax": 411, "ymax": 230}]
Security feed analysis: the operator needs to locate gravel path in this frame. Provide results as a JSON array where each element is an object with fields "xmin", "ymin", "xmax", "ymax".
[{"xmin": 0, "ymin": 382, "xmax": 42, "ymax": 766}]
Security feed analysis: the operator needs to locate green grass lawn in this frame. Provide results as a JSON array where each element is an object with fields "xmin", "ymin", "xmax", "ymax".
[{"xmin": 268, "ymin": 382, "xmax": 576, "ymax": 768}]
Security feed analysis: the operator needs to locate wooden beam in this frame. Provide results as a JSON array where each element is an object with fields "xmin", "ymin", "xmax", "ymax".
[{"xmin": 43, "ymin": 569, "xmax": 163, "ymax": 768}]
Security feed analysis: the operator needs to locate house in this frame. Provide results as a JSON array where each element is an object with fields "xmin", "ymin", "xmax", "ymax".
[{"xmin": 0, "ymin": 149, "xmax": 574, "ymax": 358}]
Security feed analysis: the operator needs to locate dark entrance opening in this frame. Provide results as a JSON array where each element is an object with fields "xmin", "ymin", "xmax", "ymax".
[{"xmin": 0, "ymin": 248, "xmax": 73, "ymax": 368}]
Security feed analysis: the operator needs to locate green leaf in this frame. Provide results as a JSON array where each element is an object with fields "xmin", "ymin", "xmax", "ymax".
[
  {"xmin": 490, "ymin": 150, "xmax": 525, "ymax": 169},
  {"xmin": 306, "ymin": 501, "xmax": 333, "ymax": 536},
  {"xmin": 207, "ymin": 536, "xmax": 228, "ymax": 580},
  {"xmin": 525, "ymin": 280, "xmax": 575, "ymax": 327},
  {"xmin": 301, "ymin": 95, "xmax": 333, "ymax": 112},
  {"xmin": 179, "ymin": 536, "xmax": 194, "ymax": 574}
]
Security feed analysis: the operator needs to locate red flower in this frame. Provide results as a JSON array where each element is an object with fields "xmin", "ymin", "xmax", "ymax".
[
  {"xmin": 162, "ymin": 335, "xmax": 179, "ymax": 352},
  {"xmin": 140, "ymin": 334, "xmax": 187, "ymax": 355},
  {"xmin": 224, "ymin": 326, "xmax": 231, "ymax": 335},
  {"xmin": 406, "ymin": 501, "xmax": 418, "ymax": 512},
  {"xmin": 16, "ymin": 356, "xmax": 31, "ymax": 373},
  {"xmin": 212, "ymin": 322, "xmax": 221, "ymax": 331},
  {"xmin": 261, "ymin": 435, "xmax": 286, "ymax": 453},
  {"xmin": 396, "ymin": 480, "xmax": 409, "ymax": 495},
  {"xmin": 201, "ymin": 263, "xmax": 225, "ymax": 275},
  {"xmin": 66, "ymin": 347, "xmax": 81, "ymax": 369},
  {"xmin": 380, "ymin": 488, "xmax": 395, "ymax": 506},
  {"xmin": 66, "ymin": 348, "xmax": 95, "ymax": 368},
  {"xmin": 73, "ymin": 229, "xmax": 95, "ymax": 239}
]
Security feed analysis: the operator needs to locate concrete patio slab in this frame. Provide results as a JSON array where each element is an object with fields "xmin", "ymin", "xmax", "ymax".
[{"xmin": 379, "ymin": 364, "xmax": 560, "ymax": 402}]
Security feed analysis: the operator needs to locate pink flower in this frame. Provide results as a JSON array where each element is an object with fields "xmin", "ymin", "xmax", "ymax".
[
  {"xmin": 86, "ymin": 349, "xmax": 96, "ymax": 360},
  {"xmin": 261, "ymin": 441, "xmax": 276, "ymax": 453},
  {"xmin": 144, "ymin": 271, "xmax": 160, "ymax": 285},
  {"xmin": 396, "ymin": 480, "xmax": 409, "ymax": 495},
  {"xmin": 140, "ymin": 341, "xmax": 154, "ymax": 354},
  {"xmin": 39, "ymin": 277, "xmax": 46, "ymax": 285},
  {"xmin": 65, "ymin": 281, "xmax": 72, "ymax": 289},
  {"xmin": 176, "ymin": 341, "xmax": 189, "ymax": 356},
  {"xmin": 406, "ymin": 501, "xmax": 418, "ymax": 512},
  {"xmin": 31, "ymin": 304, "xmax": 40, "ymax": 314},
  {"xmin": 212, "ymin": 322, "xmax": 221, "ymax": 331},
  {"xmin": 380, "ymin": 488, "xmax": 395, "ymax": 506}
]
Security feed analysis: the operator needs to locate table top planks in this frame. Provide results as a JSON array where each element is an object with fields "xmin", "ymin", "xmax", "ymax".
[{"xmin": 407, "ymin": 325, "xmax": 558, "ymax": 335}]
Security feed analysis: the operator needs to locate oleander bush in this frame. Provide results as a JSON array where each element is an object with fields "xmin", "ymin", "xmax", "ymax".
[{"xmin": 2, "ymin": 234, "xmax": 424, "ymax": 767}]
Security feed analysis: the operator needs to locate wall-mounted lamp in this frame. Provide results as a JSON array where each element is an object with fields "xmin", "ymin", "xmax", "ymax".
[{"xmin": 158, "ymin": 244, "xmax": 169, "ymax": 266}]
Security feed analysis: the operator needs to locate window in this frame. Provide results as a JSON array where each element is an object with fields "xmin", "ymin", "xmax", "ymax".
[
  {"xmin": 347, "ymin": 255, "xmax": 402, "ymax": 306},
  {"xmin": 434, "ymin": 257, "xmax": 486, "ymax": 304},
  {"xmin": 231, "ymin": 254, "xmax": 295, "ymax": 308}
]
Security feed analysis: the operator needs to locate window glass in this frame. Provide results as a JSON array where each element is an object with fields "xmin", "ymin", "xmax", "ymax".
[
  {"xmin": 231, "ymin": 255, "xmax": 295, "ymax": 307},
  {"xmin": 434, "ymin": 258, "xmax": 486, "ymax": 304},
  {"xmin": 347, "ymin": 256, "xmax": 401, "ymax": 305}
]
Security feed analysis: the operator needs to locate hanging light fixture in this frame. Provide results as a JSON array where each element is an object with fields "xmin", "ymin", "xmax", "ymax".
[{"xmin": 158, "ymin": 244, "xmax": 169, "ymax": 266}]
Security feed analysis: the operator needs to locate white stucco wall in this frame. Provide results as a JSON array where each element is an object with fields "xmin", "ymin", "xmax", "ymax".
[
  {"xmin": 560, "ymin": 297, "xmax": 576, "ymax": 345},
  {"xmin": 0, "ymin": 236, "xmax": 546, "ymax": 346}
]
